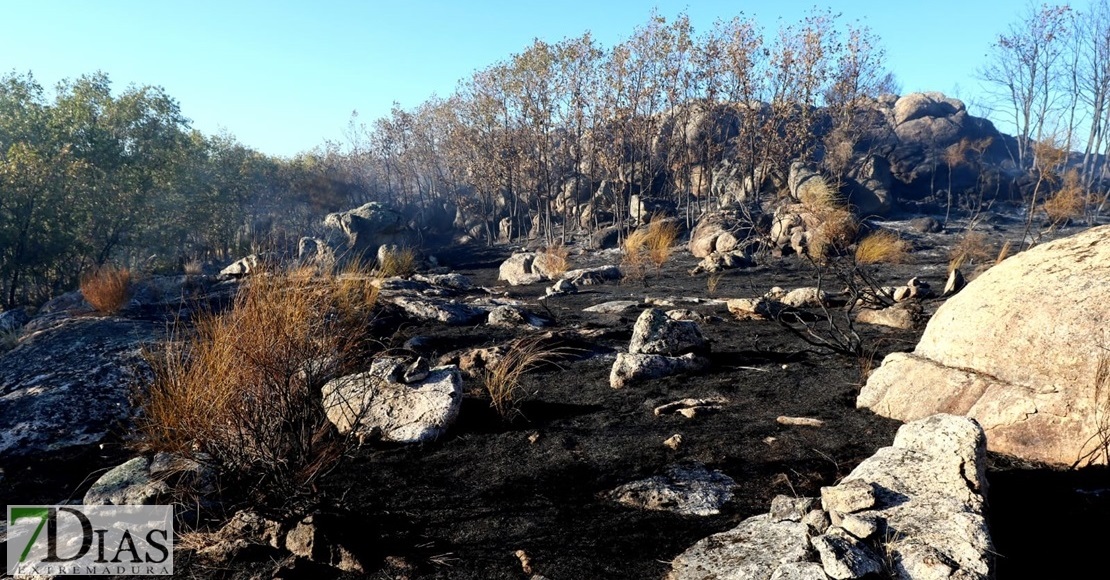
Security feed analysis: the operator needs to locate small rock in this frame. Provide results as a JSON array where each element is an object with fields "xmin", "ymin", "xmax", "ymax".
[
  {"xmin": 832, "ymin": 512, "xmax": 880, "ymax": 540},
  {"xmin": 821, "ymin": 479, "xmax": 877, "ymax": 514},
  {"xmin": 663, "ymin": 434, "xmax": 683, "ymax": 450},
  {"xmin": 803, "ymin": 508, "xmax": 831, "ymax": 535},
  {"xmin": 727, "ymin": 297, "xmax": 783, "ymax": 320},
  {"xmin": 812, "ymin": 527, "xmax": 884, "ymax": 579},
  {"xmin": 769, "ymin": 496, "xmax": 818, "ymax": 522},
  {"xmin": 285, "ymin": 514, "xmax": 365, "ymax": 573},
  {"xmin": 777, "ymin": 416, "xmax": 825, "ymax": 427},
  {"xmin": 653, "ymin": 397, "xmax": 728, "ymax": 416}
]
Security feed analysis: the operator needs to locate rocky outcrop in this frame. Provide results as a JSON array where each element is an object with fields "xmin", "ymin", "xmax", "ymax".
[
  {"xmin": 389, "ymin": 296, "xmax": 486, "ymax": 326},
  {"xmin": 324, "ymin": 202, "xmax": 414, "ymax": 258},
  {"xmin": 859, "ymin": 225, "xmax": 1110, "ymax": 466},
  {"xmin": 688, "ymin": 210, "xmax": 756, "ymax": 258},
  {"xmin": 669, "ymin": 414, "xmax": 992, "ymax": 580},
  {"xmin": 321, "ymin": 357, "xmax": 463, "ymax": 443},
  {"xmin": 0, "ymin": 317, "xmax": 159, "ymax": 459}
]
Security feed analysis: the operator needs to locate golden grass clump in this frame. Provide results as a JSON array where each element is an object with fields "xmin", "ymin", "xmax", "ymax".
[
  {"xmin": 623, "ymin": 214, "xmax": 680, "ymax": 274},
  {"xmin": 1043, "ymin": 169, "xmax": 1087, "ymax": 226},
  {"xmin": 538, "ymin": 244, "xmax": 571, "ymax": 277},
  {"xmin": 855, "ymin": 230, "xmax": 912, "ymax": 264},
  {"xmin": 377, "ymin": 246, "xmax": 418, "ymax": 278},
  {"xmin": 139, "ymin": 266, "xmax": 379, "ymax": 497},
  {"xmin": 948, "ymin": 230, "xmax": 994, "ymax": 271},
  {"xmin": 482, "ymin": 336, "xmax": 565, "ymax": 418},
  {"xmin": 806, "ymin": 206, "xmax": 858, "ymax": 260},
  {"xmin": 80, "ymin": 265, "xmax": 133, "ymax": 313}
]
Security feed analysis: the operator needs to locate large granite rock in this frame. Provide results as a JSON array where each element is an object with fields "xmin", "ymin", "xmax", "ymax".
[
  {"xmin": 0, "ymin": 317, "xmax": 159, "ymax": 459},
  {"xmin": 859, "ymin": 225, "xmax": 1110, "ymax": 466},
  {"xmin": 323, "ymin": 202, "xmax": 414, "ymax": 257},
  {"xmin": 668, "ymin": 414, "xmax": 992, "ymax": 580}
]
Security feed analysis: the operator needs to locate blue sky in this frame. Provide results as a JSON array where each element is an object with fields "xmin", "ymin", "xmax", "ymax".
[{"xmin": 1, "ymin": 0, "xmax": 1025, "ymax": 158}]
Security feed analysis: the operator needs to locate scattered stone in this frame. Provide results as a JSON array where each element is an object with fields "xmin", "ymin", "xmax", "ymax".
[
  {"xmin": 821, "ymin": 479, "xmax": 877, "ymax": 514},
  {"xmin": 562, "ymin": 264, "xmax": 623, "ymax": 286},
  {"xmin": 727, "ymin": 297, "xmax": 784, "ymax": 321},
  {"xmin": 610, "ymin": 352, "xmax": 709, "ymax": 389},
  {"xmin": 812, "ymin": 527, "xmax": 884, "ymax": 579},
  {"xmin": 285, "ymin": 514, "xmax": 365, "ymax": 573},
  {"xmin": 769, "ymin": 495, "xmax": 817, "ymax": 522},
  {"xmin": 780, "ymin": 287, "xmax": 831, "ymax": 308},
  {"xmin": 412, "ymin": 272, "xmax": 473, "ymax": 291},
  {"xmin": 608, "ymin": 463, "xmax": 735, "ymax": 516},
  {"xmin": 487, "ymin": 305, "xmax": 550, "ymax": 328},
  {"xmin": 663, "ymin": 434, "xmax": 683, "ymax": 450},
  {"xmin": 528, "ymin": 432, "xmax": 541, "ymax": 444},
  {"xmin": 583, "ymin": 300, "xmax": 641, "ymax": 314},
  {"xmin": 777, "ymin": 416, "xmax": 825, "ymax": 427},
  {"xmin": 910, "ymin": 216, "xmax": 943, "ymax": 233},
  {"xmin": 515, "ymin": 549, "xmax": 534, "ymax": 575},
  {"xmin": 321, "ymin": 364, "xmax": 463, "ymax": 443},
  {"xmin": 219, "ymin": 254, "xmax": 261, "ymax": 278},
  {"xmin": 546, "ymin": 278, "xmax": 578, "ymax": 296},
  {"xmin": 653, "ymin": 397, "xmax": 728, "ymax": 416},
  {"xmin": 629, "ymin": 308, "xmax": 708, "ymax": 356}
]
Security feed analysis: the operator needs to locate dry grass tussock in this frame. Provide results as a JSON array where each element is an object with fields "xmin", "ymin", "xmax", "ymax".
[
  {"xmin": 539, "ymin": 244, "xmax": 571, "ymax": 277},
  {"xmin": 807, "ymin": 206, "xmax": 858, "ymax": 261},
  {"xmin": 855, "ymin": 230, "xmax": 912, "ymax": 264},
  {"xmin": 623, "ymin": 214, "xmax": 680, "ymax": 276},
  {"xmin": 378, "ymin": 246, "xmax": 418, "ymax": 277},
  {"xmin": 948, "ymin": 230, "xmax": 995, "ymax": 271},
  {"xmin": 1043, "ymin": 169, "xmax": 1087, "ymax": 226},
  {"xmin": 139, "ymin": 264, "xmax": 380, "ymax": 501},
  {"xmin": 80, "ymin": 265, "xmax": 133, "ymax": 313},
  {"xmin": 482, "ymin": 336, "xmax": 567, "ymax": 418}
]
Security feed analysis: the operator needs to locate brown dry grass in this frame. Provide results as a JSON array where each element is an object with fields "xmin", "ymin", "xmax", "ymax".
[
  {"xmin": 539, "ymin": 244, "xmax": 571, "ymax": 277},
  {"xmin": 855, "ymin": 230, "xmax": 912, "ymax": 264},
  {"xmin": 807, "ymin": 206, "xmax": 858, "ymax": 260},
  {"xmin": 1043, "ymin": 169, "xmax": 1087, "ymax": 226},
  {"xmin": 139, "ymin": 264, "xmax": 379, "ymax": 500},
  {"xmin": 482, "ymin": 336, "xmax": 565, "ymax": 418},
  {"xmin": 948, "ymin": 230, "xmax": 994, "ymax": 271},
  {"xmin": 378, "ymin": 246, "xmax": 418, "ymax": 278},
  {"xmin": 623, "ymin": 214, "xmax": 680, "ymax": 275},
  {"xmin": 80, "ymin": 265, "xmax": 133, "ymax": 313}
]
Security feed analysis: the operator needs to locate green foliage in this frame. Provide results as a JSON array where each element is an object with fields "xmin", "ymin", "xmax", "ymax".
[{"xmin": 0, "ymin": 71, "xmax": 352, "ymax": 308}]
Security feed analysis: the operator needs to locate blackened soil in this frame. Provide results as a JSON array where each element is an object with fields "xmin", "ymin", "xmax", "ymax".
[{"xmin": 7, "ymin": 213, "xmax": 1110, "ymax": 579}]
